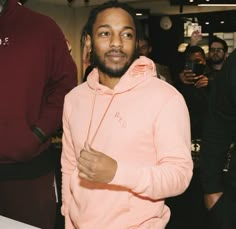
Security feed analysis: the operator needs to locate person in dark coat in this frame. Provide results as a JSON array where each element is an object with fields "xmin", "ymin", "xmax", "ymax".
[{"xmin": 200, "ymin": 49, "xmax": 236, "ymax": 229}]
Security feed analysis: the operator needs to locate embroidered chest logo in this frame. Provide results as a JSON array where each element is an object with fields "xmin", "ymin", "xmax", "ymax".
[
  {"xmin": 0, "ymin": 37, "xmax": 10, "ymax": 46},
  {"xmin": 114, "ymin": 112, "xmax": 127, "ymax": 128}
]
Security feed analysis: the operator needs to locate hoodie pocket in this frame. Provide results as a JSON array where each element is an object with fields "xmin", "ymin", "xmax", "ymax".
[
  {"xmin": 0, "ymin": 119, "xmax": 40, "ymax": 161},
  {"xmin": 69, "ymin": 169, "xmax": 130, "ymax": 222}
]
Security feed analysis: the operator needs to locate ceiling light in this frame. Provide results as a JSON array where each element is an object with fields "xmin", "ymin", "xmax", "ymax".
[{"xmin": 198, "ymin": 4, "xmax": 236, "ymax": 6}]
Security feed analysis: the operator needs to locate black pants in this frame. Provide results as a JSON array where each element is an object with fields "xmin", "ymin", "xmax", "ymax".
[
  {"xmin": 166, "ymin": 168, "xmax": 207, "ymax": 229},
  {"xmin": 206, "ymin": 192, "xmax": 236, "ymax": 229}
]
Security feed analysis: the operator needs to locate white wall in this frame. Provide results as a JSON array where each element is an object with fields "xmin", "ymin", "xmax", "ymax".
[{"xmin": 25, "ymin": 1, "xmax": 92, "ymax": 82}]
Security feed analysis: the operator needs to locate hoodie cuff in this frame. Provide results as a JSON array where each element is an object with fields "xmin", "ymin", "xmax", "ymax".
[{"xmin": 110, "ymin": 162, "xmax": 141, "ymax": 190}]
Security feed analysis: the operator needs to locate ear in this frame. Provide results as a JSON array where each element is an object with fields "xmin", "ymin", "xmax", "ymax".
[
  {"xmin": 82, "ymin": 34, "xmax": 92, "ymax": 63},
  {"xmin": 85, "ymin": 34, "xmax": 92, "ymax": 52},
  {"xmin": 149, "ymin": 46, "xmax": 152, "ymax": 53},
  {"xmin": 225, "ymin": 52, "xmax": 229, "ymax": 59}
]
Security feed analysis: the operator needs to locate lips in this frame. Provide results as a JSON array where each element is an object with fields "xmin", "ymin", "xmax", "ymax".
[
  {"xmin": 106, "ymin": 51, "xmax": 126, "ymax": 62},
  {"xmin": 106, "ymin": 51, "xmax": 125, "ymax": 58}
]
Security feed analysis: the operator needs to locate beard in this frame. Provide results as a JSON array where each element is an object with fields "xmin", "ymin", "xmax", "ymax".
[
  {"xmin": 90, "ymin": 46, "xmax": 138, "ymax": 78},
  {"xmin": 209, "ymin": 55, "xmax": 225, "ymax": 65}
]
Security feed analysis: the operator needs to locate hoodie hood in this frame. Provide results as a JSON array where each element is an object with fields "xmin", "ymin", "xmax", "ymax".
[
  {"xmin": 85, "ymin": 56, "xmax": 157, "ymax": 146},
  {"xmin": 86, "ymin": 56, "xmax": 157, "ymax": 94}
]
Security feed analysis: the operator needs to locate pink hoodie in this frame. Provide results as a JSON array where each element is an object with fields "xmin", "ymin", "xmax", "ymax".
[{"xmin": 61, "ymin": 56, "xmax": 193, "ymax": 229}]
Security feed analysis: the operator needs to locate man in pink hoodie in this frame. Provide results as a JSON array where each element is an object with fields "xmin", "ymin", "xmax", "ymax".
[{"xmin": 61, "ymin": 1, "xmax": 193, "ymax": 228}]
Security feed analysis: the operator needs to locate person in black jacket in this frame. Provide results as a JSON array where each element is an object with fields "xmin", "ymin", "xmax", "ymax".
[
  {"xmin": 200, "ymin": 49, "xmax": 236, "ymax": 229},
  {"xmin": 166, "ymin": 46, "xmax": 210, "ymax": 229},
  {"xmin": 177, "ymin": 45, "xmax": 212, "ymax": 141}
]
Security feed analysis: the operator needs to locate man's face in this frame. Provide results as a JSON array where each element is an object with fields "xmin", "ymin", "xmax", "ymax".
[
  {"xmin": 89, "ymin": 7, "xmax": 137, "ymax": 78},
  {"xmin": 189, "ymin": 52, "xmax": 206, "ymax": 65},
  {"xmin": 138, "ymin": 40, "xmax": 151, "ymax": 57},
  {"xmin": 208, "ymin": 42, "xmax": 226, "ymax": 65}
]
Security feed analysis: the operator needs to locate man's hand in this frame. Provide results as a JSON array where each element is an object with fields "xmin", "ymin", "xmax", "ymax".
[
  {"xmin": 190, "ymin": 31, "xmax": 202, "ymax": 46},
  {"xmin": 179, "ymin": 70, "xmax": 208, "ymax": 88},
  {"xmin": 194, "ymin": 75, "xmax": 208, "ymax": 88},
  {"xmin": 204, "ymin": 192, "xmax": 223, "ymax": 210},
  {"xmin": 78, "ymin": 145, "xmax": 118, "ymax": 183},
  {"xmin": 179, "ymin": 70, "xmax": 197, "ymax": 84}
]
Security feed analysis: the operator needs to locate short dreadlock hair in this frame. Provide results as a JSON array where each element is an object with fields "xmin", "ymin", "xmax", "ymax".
[{"xmin": 83, "ymin": 1, "xmax": 141, "ymax": 42}]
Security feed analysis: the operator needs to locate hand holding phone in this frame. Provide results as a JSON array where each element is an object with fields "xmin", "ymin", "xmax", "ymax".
[
  {"xmin": 190, "ymin": 26, "xmax": 202, "ymax": 46},
  {"xmin": 192, "ymin": 25, "xmax": 202, "ymax": 35},
  {"xmin": 185, "ymin": 62, "xmax": 205, "ymax": 76},
  {"xmin": 179, "ymin": 69, "xmax": 196, "ymax": 84}
]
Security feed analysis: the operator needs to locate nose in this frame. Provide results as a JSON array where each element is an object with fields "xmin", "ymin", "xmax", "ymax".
[{"xmin": 110, "ymin": 34, "xmax": 123, "ymax": 48}]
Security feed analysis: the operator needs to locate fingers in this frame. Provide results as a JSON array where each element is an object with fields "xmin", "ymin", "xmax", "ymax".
[
  {"xmin": 180, "ymin": 70, "xmax": 196, "ymax": 84},
  {"xmin": 80, "ymin": 148, "xmax": 94, "ymax": 160},
  {"xmin": 78, "ymin": 146, "xmax": 102, "ymax": 171},
  {"xmin": 194, "ymin": 75, "xmax": 208, "ymax": 88},
  {"xmin": 78, "ymin": 158, "xmax": 95, "ymax": 181},
  {"xmin": 78, "ymin": 145, "xmax": 118, "ymax": 183},
  {"xmin": 78, "ymin": 156, "xmax": 92, "ymax": 173},
  {"xmin": 78, "ymin": 149, "xmax": 97, "ymax": 181}
]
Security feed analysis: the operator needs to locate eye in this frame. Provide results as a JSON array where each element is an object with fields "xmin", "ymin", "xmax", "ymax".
[
  {"xmin": 121, "ymin": 32, "xmax": 134, "ymax": 39},
  {"xmin": 99, "ymin": 31, "xmax": 110, "ymax": 37}
]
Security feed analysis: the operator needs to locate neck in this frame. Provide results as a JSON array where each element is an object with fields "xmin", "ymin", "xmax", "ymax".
[
  {"xmin": 212, "ymin": 63, "xmax": 223, "ymax": 71},
  {"xmin": 98, "ymin": 72, "xmax": 121, "ymax": 89}
]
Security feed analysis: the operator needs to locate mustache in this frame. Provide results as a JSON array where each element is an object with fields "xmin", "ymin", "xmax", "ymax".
[{"xmin": 105, "ymin": 50, "xmax": 126, "ymax": 56}]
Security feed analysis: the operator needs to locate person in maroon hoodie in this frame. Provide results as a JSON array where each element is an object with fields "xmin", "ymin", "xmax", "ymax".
[{"xmin": 0, "ymin": 0, "xmax": 77, "ymax": 228}]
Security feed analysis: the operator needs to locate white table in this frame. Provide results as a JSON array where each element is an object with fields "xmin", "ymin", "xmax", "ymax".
[{"xmin": 0, "ymin": 216, "xmax": 40, "ymax": 229}]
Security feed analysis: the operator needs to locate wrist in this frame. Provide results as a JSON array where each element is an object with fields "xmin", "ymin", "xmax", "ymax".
[{"xmin": 31, "ymin": 125, "xmax": 47, "ymax": 143}]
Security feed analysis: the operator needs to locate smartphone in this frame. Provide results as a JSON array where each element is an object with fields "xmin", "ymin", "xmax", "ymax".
[{"xmin": 185, "ymin": 62, "xmax": 205, "ymax": 76}]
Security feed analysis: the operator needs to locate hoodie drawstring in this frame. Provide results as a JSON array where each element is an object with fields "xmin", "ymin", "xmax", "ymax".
[{"xmin": 85, "ymin": 89, "xmax": 115, "ymax": 148}]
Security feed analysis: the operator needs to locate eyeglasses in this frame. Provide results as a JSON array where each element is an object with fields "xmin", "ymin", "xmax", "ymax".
[{"xmin": 209, "ymin": 48, "xmax": 225, "ymax": 53}]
